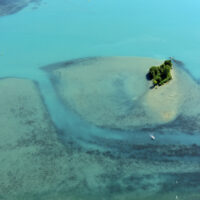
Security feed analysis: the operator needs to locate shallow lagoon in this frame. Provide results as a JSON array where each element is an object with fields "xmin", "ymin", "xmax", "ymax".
[{"xmin": 1, "ymin": 0, "xmax": 200, "ymax": 199}]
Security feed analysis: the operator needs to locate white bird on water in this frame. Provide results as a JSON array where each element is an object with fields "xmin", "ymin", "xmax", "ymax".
[{"xmin": 150, "ymin": 134, "xmax": 155, "ymax": 140}]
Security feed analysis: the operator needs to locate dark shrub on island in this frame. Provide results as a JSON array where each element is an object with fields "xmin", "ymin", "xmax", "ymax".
[{"xmin": 148, "ymin": 60, "xmax": 173, "ymax": 86}]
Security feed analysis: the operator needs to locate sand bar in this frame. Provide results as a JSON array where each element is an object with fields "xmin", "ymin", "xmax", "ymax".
[{"xmin": 43, "ymin": 56, "xmax": 192, "ymax": 131}]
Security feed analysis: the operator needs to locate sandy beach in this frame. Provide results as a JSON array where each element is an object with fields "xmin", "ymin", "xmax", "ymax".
[{"xmin": 144, "ymin": 67, "xmax": 180, "ymax": 123}]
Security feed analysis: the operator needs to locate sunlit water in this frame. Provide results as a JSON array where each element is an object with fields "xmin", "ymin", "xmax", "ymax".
[{"xmin": 1, "ymin": 0, "xmax": 200, "ymax": 199}]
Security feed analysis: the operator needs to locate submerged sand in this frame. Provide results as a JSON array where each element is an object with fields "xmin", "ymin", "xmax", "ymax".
[
  {"xmin": 0, "ymin": 78, "xmax": 64, "ymax": 196},
  {"xmin": 0, "ymin": 77, "xmax": 200, "ymax": 199},
  {"xmin": 43, "ymin": 57, "xmax": 192, "ymax": 131}
]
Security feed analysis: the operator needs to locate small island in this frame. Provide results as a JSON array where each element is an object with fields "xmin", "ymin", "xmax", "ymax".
[{"xmin": 148, "ymin": 60, "xmax": 173, "ymax": 86}]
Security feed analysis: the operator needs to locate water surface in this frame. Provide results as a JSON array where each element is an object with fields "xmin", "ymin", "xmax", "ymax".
[{"xmin": 0, "ymin": 0, "xmax": 200, "ymax": 199}]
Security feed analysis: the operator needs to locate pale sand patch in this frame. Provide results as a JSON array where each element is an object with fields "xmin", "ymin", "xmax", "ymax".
[{"xmin": 144, "ymin": 67, "xmax": 181, "ymax": 123}]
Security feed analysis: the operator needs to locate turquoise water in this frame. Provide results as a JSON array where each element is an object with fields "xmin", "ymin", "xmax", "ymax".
[{"xmin": 1, "ymin": 0, "xmax": 200, "ymax": 199}]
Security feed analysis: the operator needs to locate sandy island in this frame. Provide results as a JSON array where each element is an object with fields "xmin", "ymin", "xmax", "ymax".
[{"xmin": 42, "ymin": 56, "xmax": 194, "ymax": 131}]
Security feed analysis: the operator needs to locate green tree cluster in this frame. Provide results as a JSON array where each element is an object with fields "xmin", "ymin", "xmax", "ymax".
[{"xmin": 148, "ymin": 60, "xmax": 173, "ymax": 86}]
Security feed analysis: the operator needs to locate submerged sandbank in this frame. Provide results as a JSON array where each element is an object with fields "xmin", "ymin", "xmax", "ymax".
[
  {"xmin": 0, "ymin": 78, "xmax": 63, "ymax": 197},
  {"xmin": 42, "ymin": 56, "xmax": 193, "ymax": 131},
  {"xmin": 0, "ymin": 77, "xmax": 199, "ymax": 200}
]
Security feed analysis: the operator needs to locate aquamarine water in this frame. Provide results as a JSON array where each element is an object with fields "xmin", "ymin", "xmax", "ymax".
[{"xmin": 1, "ymin": 0, "xmax": 200, "ymax": 199}]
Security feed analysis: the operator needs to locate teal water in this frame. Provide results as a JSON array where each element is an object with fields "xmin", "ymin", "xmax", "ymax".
[{"xmin": 1, "ymin": 0, "xmax": 200, "ymax": 199}]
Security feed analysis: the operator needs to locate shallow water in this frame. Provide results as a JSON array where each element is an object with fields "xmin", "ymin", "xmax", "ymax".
[{"xmin": 1, "ymin": 0, "xmax": 200, "ymax": 199}]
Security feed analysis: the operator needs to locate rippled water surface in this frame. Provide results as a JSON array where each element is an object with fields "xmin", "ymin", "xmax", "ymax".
[{"xmin": 0, "ymin": 0, "xmax": 200, "ymax": 199}]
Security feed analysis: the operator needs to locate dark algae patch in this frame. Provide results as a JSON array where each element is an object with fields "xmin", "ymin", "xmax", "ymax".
[
  {"xmin": 0, "ymin": 0, "xmax": 41, "ymax": 17},
  {"xmin": 148, "ymin": 60, "xmax": 173, "ymax": 86}
]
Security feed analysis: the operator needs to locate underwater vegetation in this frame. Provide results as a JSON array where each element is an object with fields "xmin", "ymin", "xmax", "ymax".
[
  {"xmin": 0, "ymin": 0, "xmax": 41, "ymax": 16},
  {"xmin": 148, "ymin": 60, "xmax": 173, "ymax": 86},
  {"xmin": 1, "ymin": 57, "xmax": 200, "ymax": 199}
]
